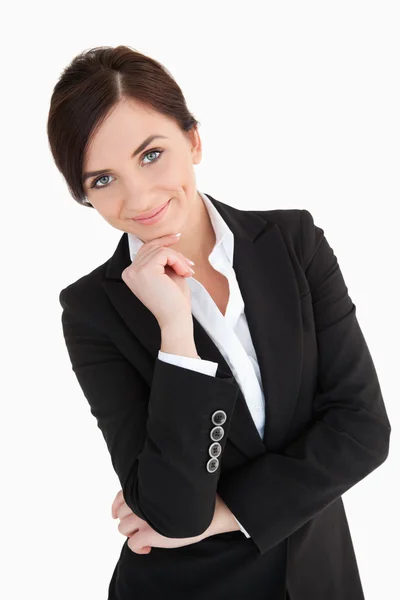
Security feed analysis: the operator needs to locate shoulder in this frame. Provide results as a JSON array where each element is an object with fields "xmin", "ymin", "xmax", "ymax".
[
  {"xmin": 59, "ymin": 259, "xmax": 108, "ymax": 312},
  {"xmin": 251, "ymin": 207, "xmax": 326, "ymax": 271}
]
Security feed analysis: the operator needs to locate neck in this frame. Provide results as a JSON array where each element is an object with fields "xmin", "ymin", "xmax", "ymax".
[{"xmin": 174, "ymin": 191, "xmax": 216, "ymax": 269}]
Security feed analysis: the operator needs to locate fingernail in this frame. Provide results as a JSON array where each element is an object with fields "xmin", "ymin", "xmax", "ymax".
[
  {"xmin": 187, "ymin": 259, "xmax": 195, "ymax": 265},
  {"xmin": 172, "ymin": 232, "xmax": 182, "ymax": 237}
]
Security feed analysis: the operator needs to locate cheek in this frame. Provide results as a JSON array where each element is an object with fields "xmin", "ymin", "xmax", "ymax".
[
  {"xmin": 97, "ymin": 199, "xmax": 123, "ymax": 222},
  {"xmin": 157, "ymin": 154, "xmax": 191, "ymax": 188}
]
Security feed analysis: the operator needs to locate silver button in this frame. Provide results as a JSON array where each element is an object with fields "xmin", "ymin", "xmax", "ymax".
[
  {"xmin": 209, "ymin": 442, "xmax": 221, "ymax": 458},
  {"xmin": 211, "ymin": 410, "xmax": 227, "ymax": 426},
  {"xmin": 210, "ymin": 426, "xmax": 225, "ymax": 442},
  {"xmin": 206, "ymin": 457, "xmax": 219, "ymax": 473}
]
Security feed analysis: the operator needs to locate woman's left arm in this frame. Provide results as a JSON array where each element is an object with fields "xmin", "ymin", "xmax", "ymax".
[
  {"xmin": 200, "ymin": 493, "xmax": 241, "ymax": 537},
  {"xmin": 214, "ymin": 209, "xmax": 391, "ymax": 556},
  {"xmin": 112, "ymin": 490, "xmax": 239, "ymax": 554}
]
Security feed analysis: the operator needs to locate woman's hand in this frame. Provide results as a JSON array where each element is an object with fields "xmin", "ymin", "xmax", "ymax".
[
  {"xmin": 111, "ymin": 489, "xmax": 205, "ymax": 555},
  {"xmin": 111, "ymin": 489, "xmax": 239, "ymax": 554},
  {"xmin": 121, "ymin": 232, "xmax": 196, "ymax": 330}
]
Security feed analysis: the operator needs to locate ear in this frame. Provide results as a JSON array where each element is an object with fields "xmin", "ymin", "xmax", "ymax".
[{"xmin": 188, "ymin": 125, "xmax": 202, "ymax": 165}]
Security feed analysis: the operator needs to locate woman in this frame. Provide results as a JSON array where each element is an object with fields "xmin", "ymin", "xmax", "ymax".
[{"xmin": 48, "ymin": 45, "xmax": 391, "ymax": 600}]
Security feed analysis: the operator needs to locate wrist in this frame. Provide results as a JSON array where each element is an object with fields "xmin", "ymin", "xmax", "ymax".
[
  {"xmin": 199, "ymin": 495, "xmax": 240, "ymax": 541},
  {"xmin": 160, "ymin": 320, "xmax": 198, "ymax": 358},
  {"xmin": 214, "ymin": 495, "xmax": 240, "ymax": 535}
]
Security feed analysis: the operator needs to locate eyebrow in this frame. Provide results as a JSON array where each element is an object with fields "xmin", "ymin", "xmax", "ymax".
[{"xmin": 82, "ymin": 134, "xmax": 169, "ymax": 184}]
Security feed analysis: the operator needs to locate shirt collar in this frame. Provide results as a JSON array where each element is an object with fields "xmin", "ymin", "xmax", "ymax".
[{"xmin": 127, "ymin": 190, "xmax": 234, "ymax": 264}]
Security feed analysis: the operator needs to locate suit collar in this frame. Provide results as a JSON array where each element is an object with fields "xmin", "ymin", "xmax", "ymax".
[{"xmin": 102, "ymin": 193, "xmax": 303, "ymax": 459}]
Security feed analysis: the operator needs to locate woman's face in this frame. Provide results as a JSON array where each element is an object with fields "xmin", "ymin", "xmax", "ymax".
[{"xmin": 82, "ymin": 99, "xmax": 202, "ymax": 240}]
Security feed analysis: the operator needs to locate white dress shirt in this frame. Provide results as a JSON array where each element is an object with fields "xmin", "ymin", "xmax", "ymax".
[{"xmin": 127, "ymin": 190, "xmax": 267, "ymax": 538}]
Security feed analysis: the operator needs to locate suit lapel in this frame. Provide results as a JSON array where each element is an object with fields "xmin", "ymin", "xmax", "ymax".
[{"xmin": 102, "ymin": 194, "xmax": 303, "ymax": 459}]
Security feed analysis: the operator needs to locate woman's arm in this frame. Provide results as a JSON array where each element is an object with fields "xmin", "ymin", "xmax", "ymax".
[
  {"xmin": 60, "ymin": 289, "xmax": 240, "ymax": 540},
  {"xmin": 111, "ymin": 489, "xmax": 240, "ymax": 554},
  {"xmin": 215, "ymin": 209, "xmax": 391, "ymax": 556},
  {"xmin": 201, "ymin": 493, "xmax": 241, "ymax": 536}
]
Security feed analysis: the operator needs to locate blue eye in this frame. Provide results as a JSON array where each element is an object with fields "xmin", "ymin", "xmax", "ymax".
[
  {"xmin": 90, "ymin": 148, "xmax": 164, "ymax": 190},
  {"xmin": 91, "ymin": 174, "xmax": 113, "ymax": 189}
]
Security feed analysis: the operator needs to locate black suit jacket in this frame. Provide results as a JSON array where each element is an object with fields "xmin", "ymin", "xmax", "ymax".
[{"xmin": 59, "ymin": 193, "xmax": 391, "ymax": 600}]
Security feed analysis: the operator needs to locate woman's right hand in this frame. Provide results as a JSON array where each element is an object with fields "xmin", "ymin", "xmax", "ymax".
[{"xmin": 121, "ymin": 233, "xmax": 196, "ymax": 329}]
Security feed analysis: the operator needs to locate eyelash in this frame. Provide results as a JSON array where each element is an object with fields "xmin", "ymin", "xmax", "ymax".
[{"xmin": 89, "ymin": 148, "xmax": 164, "ymax": 190}]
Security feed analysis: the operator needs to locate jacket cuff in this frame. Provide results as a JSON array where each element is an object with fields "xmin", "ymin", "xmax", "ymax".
[{"xmin": 158, "ymin": 350, "xmax": 218, "ymax": 377}]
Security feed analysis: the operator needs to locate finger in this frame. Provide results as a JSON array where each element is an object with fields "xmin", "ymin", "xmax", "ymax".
[
  {"xmin": 163, "ymin": 249, "xmax": 195, "ymax": 266},
  {"xmin": 157, "ymin": 247, "xmax": 195, "ymax": 274},
  {"xmin": 143, "ymin": 233, "xmax": 182, "ymax": 249},
  {"xmin": 161, "ymin": 250, "xmax": 195, "ymax": 276},
  {"xmin": 111, "ymin": 490, "xmax": 125, "ymax": 519},
  {"xmin": 140, "ymin": 244, "xmax": 194, "ymax": 267},
  {"xmin": 118, "ymin": 501, "xmax": 135, "ymax": 519},
  {"xmin": 177, "ymin": 252, "xmax": 195, "ymax": 266},
  {"xmin": 137, "ymin": 245, "xmax": 195, "ymax": 277},
  {"xmin": 118, "ymin": 515, "xmax": 140, "ymax": 537},
  {"xmin": 135, "ymin": 233, "xmax": 195, "ymax": 267},
  {"xmin": 128, "ymin": 536, "xmax": 152, "ymax": 554}
]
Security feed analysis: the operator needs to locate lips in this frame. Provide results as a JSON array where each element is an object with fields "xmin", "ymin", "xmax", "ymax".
[{"xmin": 133, "ymin": 200, "xmax": 169, "ymax": 221}]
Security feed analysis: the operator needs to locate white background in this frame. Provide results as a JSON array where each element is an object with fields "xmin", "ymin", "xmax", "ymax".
[{"xmin": 1, "ymin": 1, "xmax": 399, "ymax": 598}]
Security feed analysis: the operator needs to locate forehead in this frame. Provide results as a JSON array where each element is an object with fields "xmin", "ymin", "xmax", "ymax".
[{"xmin": 84, "ymin": 100, "xmax": 179, "ymax": 167}]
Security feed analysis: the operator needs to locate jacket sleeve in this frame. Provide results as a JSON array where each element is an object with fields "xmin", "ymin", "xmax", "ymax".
[
  {"xmin": 158, "ymin": 351, "xmax": 251, "ymax": 538},
  {"xmin": 216, "ymin": 208, "xmax": 391, "ymax": 555},
  {"xmin": 59, "ymin": 290, "xmax": 240, "ymax": 538}
]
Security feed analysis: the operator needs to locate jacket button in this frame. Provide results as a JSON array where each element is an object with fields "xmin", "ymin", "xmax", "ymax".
[
  {"xmin": 206, "ymin": 457, "xmax": 219, "ymax": 473},
  {"xmin": 210, "ymin": 426, "xmax": 224, "ymax": 442},
  {"xmin": 209, "ymin": 442, "xmax": 221, "ymax": 458},
  {"xmin": 211, "ymin": 410, "xmax": 227, "ymax": 426}
]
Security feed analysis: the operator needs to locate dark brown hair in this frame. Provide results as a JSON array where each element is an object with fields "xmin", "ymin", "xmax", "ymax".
[{"xmin": 46, "ymin": 45, "xmax": 200, "ymax": 208}]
